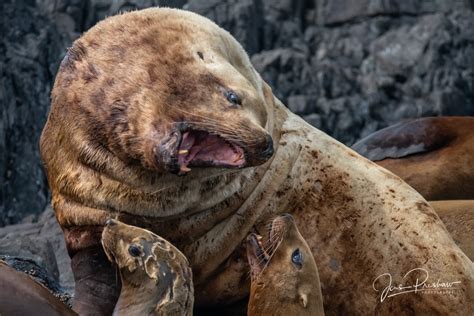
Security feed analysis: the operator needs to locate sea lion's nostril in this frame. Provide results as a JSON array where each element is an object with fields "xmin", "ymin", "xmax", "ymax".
[
  {"xmin": 105, "ymin": 218, "xmax": 118, "ymax": 226},
  {"xmin": 261, "ymin": 135, "xmax": 274, "ymax": 159},
  {"xmin": 281, "ymin": 213, "xmax": 293, "ymax": 220}
]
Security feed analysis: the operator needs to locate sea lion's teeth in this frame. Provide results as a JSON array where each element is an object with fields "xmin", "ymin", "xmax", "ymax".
[
  {"xmin": 179, "ymin": 149, "xmax": 189, "ymax": 155},
  {"xmin": 180, "ymin": 165, "xmax": 191, "ymax": 173}
]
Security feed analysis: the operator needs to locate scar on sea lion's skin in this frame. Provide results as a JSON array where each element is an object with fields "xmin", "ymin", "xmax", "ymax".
[{"xmin": 102, "ymin": 219, "xmax": 194, "ymax": 315}]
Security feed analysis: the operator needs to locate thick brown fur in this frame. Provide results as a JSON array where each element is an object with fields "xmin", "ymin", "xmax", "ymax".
[
  {"xmin": 247, "ymin": 215, "xmax": 325, "ymax": 316},
  {"xmin": 352, "ymin": 117, "xmax": 474, "ymax": 200},
  {"xmin": 0, "ymin": 260, "xmax": 77, "ymax": 316},
  {"xmin": 429, "ymin": 200, "xmax": 474, "ymax": 261},
  {"xmin": 102, "ymin": 219, "xmax": 193, "ymax": 315},
  {"xmin": 41, "ymin": 8, "xmax": 474, "ymax": 315}
]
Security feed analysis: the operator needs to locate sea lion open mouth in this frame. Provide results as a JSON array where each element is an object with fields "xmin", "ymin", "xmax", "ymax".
[
  {"xmin": 247, "ymin": 214, "xmax": 292, "ymax": 280},
  {"xmin": 247, "ymin": 233, "xmax": 269, "ymax": 265},
  {"xmin": 177, "ymin": 130, "xmax": 246, "ymax": 174}
]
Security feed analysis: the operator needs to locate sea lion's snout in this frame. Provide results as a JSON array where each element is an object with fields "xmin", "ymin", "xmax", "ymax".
[
  {"xmin": 153, "ymin": 130, "xmax": 182, "ymax": 174},
  {"xmin": 105, "ymin": 218, "xmax": 118, "ymax": 226},
  {"xmin": 153, "ymin": 124, "xmax": 273, "ymax": 175},
  {"xmin": 258, "ymin": 134, "xmax": 274, "ymax": 161}
]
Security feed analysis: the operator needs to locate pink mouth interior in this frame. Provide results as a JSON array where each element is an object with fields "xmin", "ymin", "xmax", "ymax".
[{"xmin": 178, "ymin": 131, "xmax": 245, "ymax": 173}]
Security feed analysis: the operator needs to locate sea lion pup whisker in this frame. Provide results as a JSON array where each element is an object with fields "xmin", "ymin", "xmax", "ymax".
[
  {"xmin": 246, "ymin": 214, "xmax": 325, "ymax": 316},
  {"xmin": 101, "ymin": 219, "xmax": 194, "ymax": 316},
  {"xmin": 255, "ymin": 226, "xmax": 286, "ymax": 268}
]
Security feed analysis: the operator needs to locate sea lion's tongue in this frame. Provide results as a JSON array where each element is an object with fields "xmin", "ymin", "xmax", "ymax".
[{"xmin": 178, "ymin": 131, "xmax": 245, "ymax": 173}]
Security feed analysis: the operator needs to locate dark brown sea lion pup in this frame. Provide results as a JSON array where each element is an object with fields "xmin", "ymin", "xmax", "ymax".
[
  {"xmin": 0, "ymin": 260, "xmax": 77, "ymax": 316},
  {"xmin": 428, "ymin": 200, "xmax": 474, "ymax": 261},
  {"xmin": 246, "ymin": 214, "xmax": 325, "ymax": 316},
  {"xmin": 352, "ymin": 116, "xmax": 474, "ymax": 200},
  {"xmin": 40, "ymin": 8, "xmax": 474, "ymax": 315},
  {"xmin": 101, "ymin": 219, "xmax": 193, "ymax": 315}
]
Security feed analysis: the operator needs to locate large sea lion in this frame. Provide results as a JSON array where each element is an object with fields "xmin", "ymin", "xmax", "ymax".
[
  {"xmin": 0, "ymin": 260, "xmax": 76, "ymax": 316},
  {"xmin": 352, "ymin": 117, "xmax": 474, "ymax": 200},
  {"xmin": 246, "ymin": 214, "xmax": 325, "ymax": 316},
  {"xmin": 428, "ymin": 200, "xmax": 474, "ymax": 261},
  {"xmin": 101, "ymin": 219, "xmax": 193, "ymax": 315},
  {"xmin": 40, "ymin": 8, "xmax": 474, "ymax": 315}
]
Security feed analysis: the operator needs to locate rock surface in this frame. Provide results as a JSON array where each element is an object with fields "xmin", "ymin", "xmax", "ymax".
[
  {"xmin": 1, "ymin": 0, "xmax": 474, "ymax": 225},
  {"xmin": 0, "ymin": 206, "xmax": 73, "ymax": 293}
]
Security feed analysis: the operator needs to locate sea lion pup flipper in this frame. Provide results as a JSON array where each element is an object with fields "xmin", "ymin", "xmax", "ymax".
[
  {"xmin": 101, "ymin": 219, "xmax": 194, "ymax": 316},
  {"xmin": 246, "ymin": 214, "xmax": 325, "ymax": 316}
]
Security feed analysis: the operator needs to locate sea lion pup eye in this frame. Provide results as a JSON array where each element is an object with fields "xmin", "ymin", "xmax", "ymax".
[
  {"xmin": 246, "ymin": 214, "xmax": 325, "ymax": 316},
  {"xmin": 101, "ymin": 219, "xmax": 194, "ymax": 316},
  {"xmin": 291, "ymin": 248, "xmax": 303, "ymax": 269},
  {"xmin": 128, "ymin": 244, "xmax": 142, "ymax": 257}
]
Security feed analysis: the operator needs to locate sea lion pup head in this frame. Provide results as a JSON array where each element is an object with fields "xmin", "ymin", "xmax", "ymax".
[
  {"xmin": 50, "ymin": 8, "xmax": 274, "ymax": 177},
  {"xmin": 101, "ymin": 219, "xmax": 193, "ymax": 315},
  {"xmin": 246, "ymin": 214, "xmax": 325, "ymax": 316}
]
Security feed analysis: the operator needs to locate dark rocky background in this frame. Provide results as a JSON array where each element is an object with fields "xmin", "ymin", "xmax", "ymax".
[{"xmin": 1, "ymin": 0, "xmax": 473, "ymax": 230}]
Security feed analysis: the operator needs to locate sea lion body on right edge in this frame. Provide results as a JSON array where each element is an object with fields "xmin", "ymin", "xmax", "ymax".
[
  {"xmin": 40, "ymin": 8, "xmax": 474, "ymax": 315},
  {"xmin": 428, "ymin": 200, "xmax": 474, "ymax": 261},
  {"xmin": 352, "ymin": 117, "xmax": 474, "ymax": 200},
  {"xmin": 246, "ymin": 214, "xmax": 325, "ymax": 316}
]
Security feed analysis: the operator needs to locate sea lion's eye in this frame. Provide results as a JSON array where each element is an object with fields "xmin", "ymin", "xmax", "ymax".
[
  {"xmin": 291, "ymin": 248, "xmax": 303, "ymax": 269},
  {"xmin": 225, "ymin": 90, "xmax": 241, "ymax": 106},
  {"xmin": 128, "ymin": 244, "xmax": 142, "ymax": 257}
]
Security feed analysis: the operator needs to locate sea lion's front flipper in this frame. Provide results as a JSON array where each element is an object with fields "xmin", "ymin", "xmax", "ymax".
[
  {"xmin": 71, "ymin": 246, "xmax": 120, "ymax": 315},
  {"xmin": 352, "ymin": 117, "xmax": 455, "ymax": 161}
]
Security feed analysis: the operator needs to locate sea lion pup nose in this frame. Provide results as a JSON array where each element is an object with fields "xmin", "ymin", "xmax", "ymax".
[
  {"xmin": 246, "ymin": 214, "xmax": 325, "ymax": 316},
  {"xmin": 101, "ymin": 220, "xmax": 194, "ymax": 315}
]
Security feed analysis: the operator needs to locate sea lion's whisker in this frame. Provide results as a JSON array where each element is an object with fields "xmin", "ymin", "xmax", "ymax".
[
  {"xmin": 176, "ymin": 121, "xmax": 260, "ymax": 142},
  {"xmin": 115, "ymin": 265, "xmax": 120, "ymax": 287},
  {"xmin": 169, "ymin": 117, "xmax": 265, "ymax": 146}
]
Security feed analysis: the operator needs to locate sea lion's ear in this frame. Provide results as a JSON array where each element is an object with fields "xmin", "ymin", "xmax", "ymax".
[
  {"xmin": 299, "ymin": 293, "xmax": 308, "ymax": 308},
  {"xmin": 144, "ymin": 255, "xmax": 159, "ymax": 280},
  {"xmin": 262, "ymin": 81, "xmax": 275, "ymax": 108}
]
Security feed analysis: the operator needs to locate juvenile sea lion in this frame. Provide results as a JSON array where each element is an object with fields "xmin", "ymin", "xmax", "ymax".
[
  {"xmin": 352, "ymin": 117, "xmax": 474, "ymax": 200},
  {"xmin": 0, "ymin": 260, "xmax": 76, "ymax": 316},
  {"xmin": 246, "ymin": 214, "xmax": 325, "ymax": 316},
  {"xmin": 428, "ymin": 200, "xmax": 474, "ymax": 261},
  {"xmin": 40, "ymin": 8, "xmax": 474, "ymax": 315},
  {"xmin": 101, "ymin": 219, "xmax": 193, "ymax": 315}
]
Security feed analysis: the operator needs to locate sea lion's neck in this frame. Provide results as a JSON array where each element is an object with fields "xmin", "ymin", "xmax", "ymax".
[
  {"xmin": 181, "ymin": 106, "xmax": 305, "ymax": 282},
  {"xmin": 114, "ymin": 278, "xmax": 158, "ymax": 315},
  {"xmin": 115, "ymin": 265, "xmax": 192, "ymax": 316}
]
